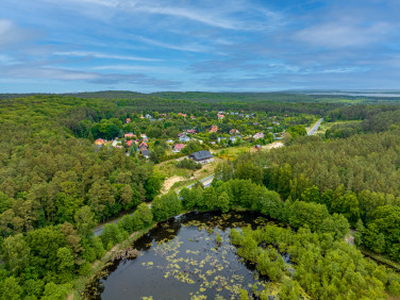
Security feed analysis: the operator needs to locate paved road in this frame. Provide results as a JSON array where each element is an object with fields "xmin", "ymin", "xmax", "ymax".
[
  {"xmin": 307, "ymin": 118, "xmax": 324, "ymax": 136},
  {"xmin": 95, "ymin": 120, "xmax": 323, "ymax": 236}
]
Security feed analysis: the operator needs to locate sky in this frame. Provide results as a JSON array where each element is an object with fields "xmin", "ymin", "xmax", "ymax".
[{"xmin": 1, "ymin": 0, "xmax": 400, "ymax": 93}]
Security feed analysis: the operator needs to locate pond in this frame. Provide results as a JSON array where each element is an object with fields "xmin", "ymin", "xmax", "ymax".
[{"xmin": 96, "ymin": 211, "xmax": 286, "ymax": 299}]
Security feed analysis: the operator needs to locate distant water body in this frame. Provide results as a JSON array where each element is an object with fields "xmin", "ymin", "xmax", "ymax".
[{"xmin": 306, "ymin": 92, "xmax": 400, "ymax": 97}]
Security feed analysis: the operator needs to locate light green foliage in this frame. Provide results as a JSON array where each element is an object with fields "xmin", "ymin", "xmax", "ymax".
[
  {"xmin": 132, "ymin": 203, "xmax": 153, "ymax": 229},
  {"xmin": 286, "ymin": 200, "xmax": 329, "ymax": 231},
  {"xmin": 41, "ymin": 282, "xmax": 71, "ymax": 300},
  {"xmin": 0, "ymin": 276, "xmax": 23, "ymax": 300},
  {"xmin": 151, "ymin": 192, "xmax": 181, "ymax": 222},
  {"xmin": 100, "ymin": 223, "xmax": 123, "ymax": 248},
  {"xmin": 203, "ymin": 186, "xmax": 218, "ymax": 211},
  {"xmin": 2, "ymin": 233, "xmax": 30, "ymax": 275},
  {"xmin": 217, "ymin": 192, "xmax": 230, "ymax": 213},
  {"xmin": 231, "ymin": 224, "xmax": 400, "ymax": 299},
  {"xmin": 74, "ymin": 206, "xmax": 96, "ymax": 239}
]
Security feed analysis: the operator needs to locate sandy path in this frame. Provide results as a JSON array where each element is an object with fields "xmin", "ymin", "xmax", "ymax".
[{"xmin": 161, "ymin": 175, "xmax": 185, "ymax": 194}]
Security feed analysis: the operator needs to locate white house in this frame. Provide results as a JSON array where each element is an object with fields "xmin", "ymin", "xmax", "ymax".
[
  {"xmin": 179, "ymin": 135, "xmax": 190, "ymax": 142},
  {"xmin": 253, "ymin": 132, "xmax": 264, "ymax": 140}
]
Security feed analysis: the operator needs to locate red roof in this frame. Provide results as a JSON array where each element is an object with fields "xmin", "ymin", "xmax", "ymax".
[
  {"xmin": 127, "ymin": 140, "xmax": 133, "ymax": 147},
  {"xmin": 187, "ymin": 129, "xmax": 197, "ymax": 134},
  {"xmin": 126, "ymin": 118, "xmax": 131, "ymax": 123},
  {"xmin": 174, "ymin": 143, "xmax": 185, "ymax": 151},
  {"xmin": 139, "ymin": 142, "xmax": 148, "ymax": 148},
  {"xmin": 125, "ymin": 133, "xmax": 135, "ymax": 138}
]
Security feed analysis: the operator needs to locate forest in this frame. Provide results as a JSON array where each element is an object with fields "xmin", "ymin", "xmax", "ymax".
[{"xmin": 1, "ymin": 92, "xmax": 400, "ymax": 299}]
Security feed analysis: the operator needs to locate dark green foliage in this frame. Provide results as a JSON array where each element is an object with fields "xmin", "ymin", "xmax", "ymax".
[{"xmin": 176, "ymin": 158, "xmax": 202, "ymax": 170}]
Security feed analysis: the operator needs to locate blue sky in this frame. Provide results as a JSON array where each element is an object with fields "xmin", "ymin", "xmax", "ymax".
[{"xmin": 1, "ymin": 0, "xmax": 400, "ymax": 93}]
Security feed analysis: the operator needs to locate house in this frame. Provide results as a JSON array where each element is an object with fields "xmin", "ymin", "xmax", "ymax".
[
  {"xmin": 141, "ymin": 149, "xmax": 150, "ymax": 159},
  {"xmin": 253, "ymin": 122, "xmax": 259, "ymax": 126},
  {"xmin": 229, "ymin": 135, "xmax": 241, "ymax": 143},
  {"xmin": 267, "ymin": 127, "xmax": 273, "ymax": 130},
  {"xmin": 253, "ymin": 132, "xmax": 264, "ymax": 140},
  {"xmin": 255, "ymin": 145, "xmax": 262, "ymax": 150},
  {"xmin": 127, "ymin": 140, "xmax": 134, "ymax": 147},
  {"xmin": 187, "ymin": 129, "xmax": 197, "ymax": 134},
  {"xmin": 140, "ymin": 134, "xmax": 148, "ymax": 139},
  {"xmin": 125, "ymin": 133, "xmax": 135, "ymax": 139},
  {"xmin": 145, "ymin": 114, "xmax": 152, "ymax": 119},
  {"xmin": 166, "ymin": 139, "xmax": 174, "ymax": 144},
  {"xmin": 126, "ymin": 118, "xmax": 131, "ymax": 123},
  {"xmin": 229, "ymin": 129, "xmax": 240, "ymax": 135},
  {"xmin": 179, "ymin": 135, "xmax": 190, "ymax": 142},
  {"xmin": 178, "ymin": 113, "xmax": 187, "ymax": 118},
  {"xmin": 149, "ymin": 118, "xmax": 156, "ymax": 122},
  {"xmin": 190, "ymin": 150, "xmax": 214, "ymax": 164},
  {"xmin": 272, "ymin": 121, "xmax": 280, "ymax": 126},
  {"xmin": 173, "ymin": 143, "xmax": 185, "ymax": 152},
  {"xmin": 209, "ymin": 125, "xmax": 218, "ymax": 133},
  {"xmin": 112, "ymin": 139, "xmax": 121, "ymax": 147},
  {"xmin": 139, "ymin": 142, "xmax": 148, "ymax": 150},
  {"xmin": 95, "ymin": 138, "xmax": 106, "ymax": 145},
  {"xmin": 190, "ymin": 116, "xmax": 196, "ymax": 119},
  {"xmin": 238, "ymin": 113, "xmax": 244, "ymax": 117},
  {"xmin": 218, "ymin": 114, "xmax": 225, "ymax": 120}
]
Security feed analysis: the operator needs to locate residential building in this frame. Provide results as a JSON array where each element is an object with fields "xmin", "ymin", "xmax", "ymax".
[
  {"xmin": 179, "ymin": 135, "xmax": 190, "ymax": 143},
  {"xmin": 139, "ymin": 142, "xmax": 148, "ymax": 150},
  {"xmin": 253, "ymin": 132, "xmax": 264, "ymax": 140},
  {"xmin": 95, "ymin": 138, "xmax": 106, "ymax": 145},
  {"xmin": 141, "ymin": 149, "xmax": 150, "ymax": 159},
  {"xmin": 189, "ymin": 150, "xmax": 214, "ymax": 164},
  {"xmin": 209, "ymin": 125, "xmax": 218, "ymax": 133},
  {"xmin": 229, "ymin": 129, "xmax": 240, "ymax": 135},
  {"xmin": 173, "ymin": 143, "xmax": 185, "ymax": 152}
]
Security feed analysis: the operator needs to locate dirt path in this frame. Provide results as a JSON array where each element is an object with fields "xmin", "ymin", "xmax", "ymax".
[
  {"xmin": 161, "ymin": 175, "xmax": 185, "ymax": 194},
  {"xmin": 250, "ymin": 141, "xmax": 284, "ymax": 153}
]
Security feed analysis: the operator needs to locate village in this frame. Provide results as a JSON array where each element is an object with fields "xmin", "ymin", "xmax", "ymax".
[{"xmin": 92, "ymin": 110, "xmax": 297, "ymax": 166}]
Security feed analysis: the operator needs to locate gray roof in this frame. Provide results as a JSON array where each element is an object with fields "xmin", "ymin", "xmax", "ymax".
[
  {"xmin": 190, "ymin": 150, "xmax": 213, "ymax": 160},
  {"xmin": 141, "ymin": 149, "xmax": 150, "ymax": 156}
]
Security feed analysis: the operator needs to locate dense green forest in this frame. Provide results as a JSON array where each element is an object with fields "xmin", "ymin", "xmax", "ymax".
[
  {"xmin": 217, "ymin": 104, "xmax": 400, "ymax": 264},
  {"xmin": 1, "ymin": 92, "xmax": 400, "ymax": 299}
]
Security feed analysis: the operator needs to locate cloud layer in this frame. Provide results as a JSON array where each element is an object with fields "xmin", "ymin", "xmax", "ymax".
[{"xmin": 1, "ymin": 0, "xmax": 400, "ymax": 92}]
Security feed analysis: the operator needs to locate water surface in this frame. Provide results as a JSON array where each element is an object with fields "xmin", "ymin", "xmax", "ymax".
[{"xmin": 99, "ymin": 211, "xmax": 277, "ymax": 299}]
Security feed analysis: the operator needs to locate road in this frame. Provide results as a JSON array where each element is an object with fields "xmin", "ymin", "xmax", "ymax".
[
  {"xmin": 307, "ymin": 118, "xmax": 324, "ymax": 136},
  {"xmin": 94, "ymin": 120, "xmax": 323, "ymax": 236},
  {"xmin": 94, "ymin": 175, "xmax": 215, "ymax": 236}
]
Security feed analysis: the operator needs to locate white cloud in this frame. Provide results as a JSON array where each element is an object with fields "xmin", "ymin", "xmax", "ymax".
[
  {"xmin": 295, "ymin": 21, "xmax": 390, "ymax": 48},
  {"xmin": 53, "ymin": 51, "xmax": 162, "ymax": 62},
  {"xmin": 0, "ymin": 19, "xmax": 38, "ymax": 47}
]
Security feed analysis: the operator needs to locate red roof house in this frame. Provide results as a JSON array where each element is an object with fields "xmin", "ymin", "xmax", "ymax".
[{"xmin": 173, "ymin": 143, "xmax": 185, "ymax": 152}]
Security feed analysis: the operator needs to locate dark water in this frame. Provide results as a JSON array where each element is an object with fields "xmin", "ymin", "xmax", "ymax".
[{"xmin": 98, "ymin": 211, "xmax": 281, "ymax": 300}]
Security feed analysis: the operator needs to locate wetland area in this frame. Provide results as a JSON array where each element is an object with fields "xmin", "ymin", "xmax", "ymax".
[{"xmin": 94, "ymin": 211, "xmax": 285, "ymax": 299}]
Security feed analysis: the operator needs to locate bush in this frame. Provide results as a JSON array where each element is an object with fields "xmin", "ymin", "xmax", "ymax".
[{"xmin": 176, "ymin": 158, "xmax": 202, "ymax": 170}]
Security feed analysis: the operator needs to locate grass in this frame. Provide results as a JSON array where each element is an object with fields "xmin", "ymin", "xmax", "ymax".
[
  {"xmin": 317, "ymin": 120, "xmax": 362, "ymax": 134},
  {"xmin": 215, "ymin": 146, "xmax": 250, "ymax": 158}
]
